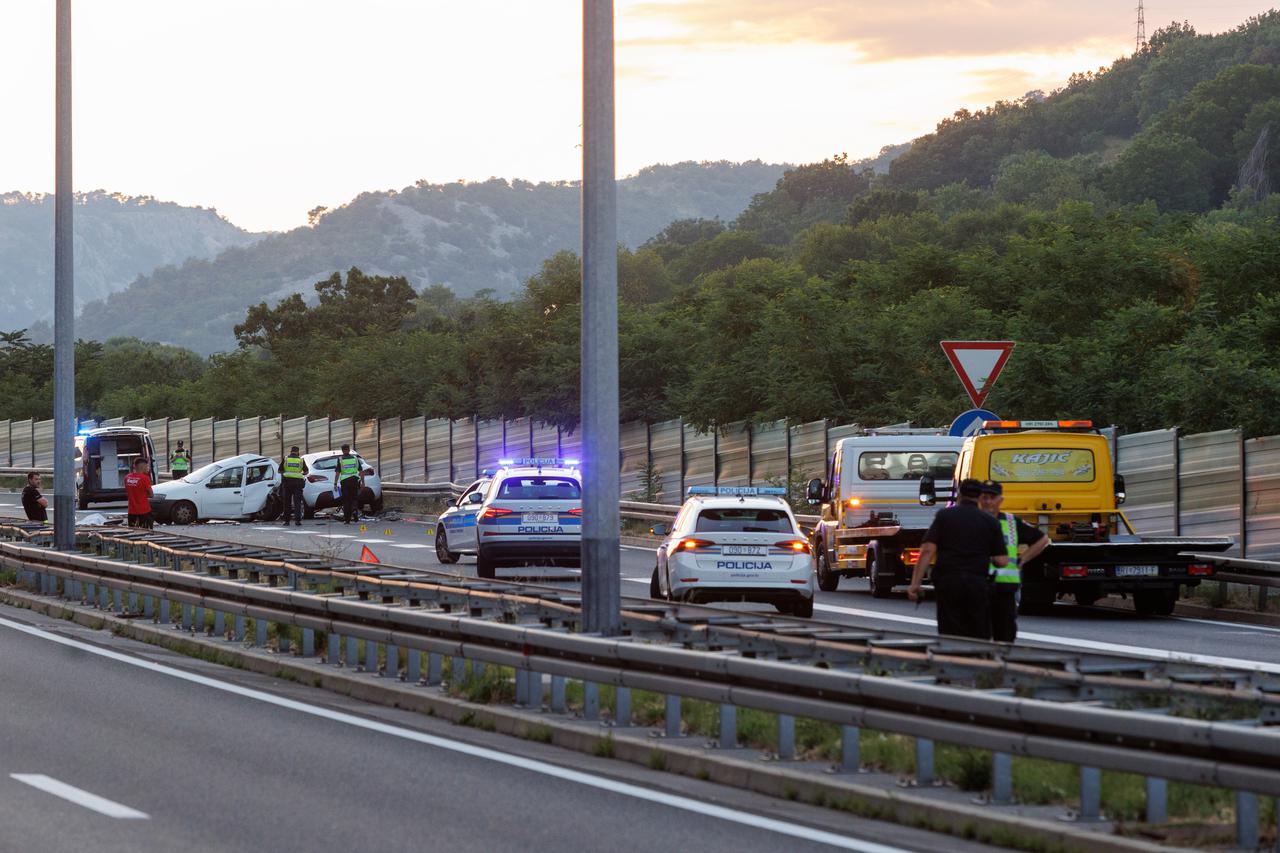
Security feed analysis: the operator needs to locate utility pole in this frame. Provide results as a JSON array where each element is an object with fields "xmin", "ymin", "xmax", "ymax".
[
  {"xmin": 580, "ymin": 0, "xmax": 621, "ymax": 635},
  {"xmin": 53, "ymin": 0, "xmax": 76, "ymax": 551},
  {"xmin": 1136, "ymin": 1, "xmax": 1146, "ymax": 53}
]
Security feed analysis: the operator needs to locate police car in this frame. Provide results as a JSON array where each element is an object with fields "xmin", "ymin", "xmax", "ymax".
[
  {"xmin": 649, "ymin": 486, "xmax": 815, "ymax": 618},
  {"xmin": 434, "ymin": 475, "xmax": 492, "ymax": 564},
  {"xmin": 473, "ymin": 458, "xmax": 582, "ymax": 579}
]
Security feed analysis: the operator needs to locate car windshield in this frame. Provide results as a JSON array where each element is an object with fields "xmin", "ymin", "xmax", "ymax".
[
  {"xmin": 182, "ymin": 463, "xmax": 220, "ymax": 484},
  {"xmin": 694, "ymin": 508, "xmax": 794, "ymax": 533},
  {"xmin": 497, "ymin": 477, "xmax": 581, "ymax": 500},
  {"xmin": 858, "ymin": 451, "xmax": 958, "ymax": 481}
]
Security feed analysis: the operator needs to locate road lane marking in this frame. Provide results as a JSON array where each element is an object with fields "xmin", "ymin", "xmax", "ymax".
[
  {"xmin": 10, "ymin": 774, "xmax": 149, "ymax": 819},
  {"xmin": 314, "ymin": 534, "xmax": 354, "ymax": 539},
  {"xmin": 813, "ymin": 603, "xmax": 1280, "ymax": 675},
  {"xmin": 355, "ymin": 538, "xmax": 390, "ymax": 544},
  {"xmin": 387, "ymin": 543, "xmax": 430, "ymax": 550},
  {"xmin": 0, "ymin": 616, "xmax": 903, "ymax": 853}
]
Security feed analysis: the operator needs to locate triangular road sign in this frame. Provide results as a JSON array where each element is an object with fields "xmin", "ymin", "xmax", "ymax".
[
  {"xmin": 359, "ymin": 545, "xmax": 380, "ymax": 564},
  {"xmin": 940, "ymin": 341, "xmax": 1015, "ymax": 408}
]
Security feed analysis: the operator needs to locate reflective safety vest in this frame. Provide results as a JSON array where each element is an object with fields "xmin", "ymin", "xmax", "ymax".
[
  {"xmin": 171, "ymin": 450, "xmax": 190, "ymax": 472},
  {"xmin": 991, "ymin": 512, "xmax": 1021, "ymax": 584},
  {"xmin": 282, "ymin": 456, "xmax": 305, "ymax": 479},
  {"xmin": 338, "ymin": 454, "xmax": 360, "ymax": 480}
]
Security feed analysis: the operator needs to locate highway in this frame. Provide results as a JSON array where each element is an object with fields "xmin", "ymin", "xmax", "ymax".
[
  {"xmin": 0, "ymin": 598, "xmax": 994, "ymax": 853},
  {"xmin": 3, "ymin": 497, "xmax": 1276, "ymax": 673}
]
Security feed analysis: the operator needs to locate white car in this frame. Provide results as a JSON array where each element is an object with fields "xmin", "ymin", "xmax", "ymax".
[
  {"xmin": 434, "ymin": 476, "xmax": 491, "ymax": 564},
  {"xmin": 649, "ymin": 486, "xmax": 815, "ymax": 618},
  {"xmin": 300, "ymin": 450, "xmax": 384, "ymax": 518},
  {"xmin": 150, "ymin": 454, "xmax": 282, "ymax": 525},
  {"xmin": 473, "ymin": 458, "xmax": 582, "ymax": 579}
]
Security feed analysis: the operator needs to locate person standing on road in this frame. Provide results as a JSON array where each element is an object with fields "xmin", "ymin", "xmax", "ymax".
[
  {"xmin": 169, "ymin": 440, "xmax": 191, "ymax": 479},
  {"xmin": 124, "ymin": 457, "xmax": 154, "ymax": 529},
  {"xmin": 978, "ymin": 480, "xmax": 1049, "ymax": 643},
  {"xmin": 22, "ymin": 472, "xmax": 48, "ymax": 522},
  {"xmin": 280, "ymin": 446, "xmax": 308, "ymax": 527},
  {"xmin": 333, "ymin": 444, "xmax": 364, "ymax": 524},
  {"xmin": 907, "ymin": 478, "xmax": 1009, "ymax": 639}
]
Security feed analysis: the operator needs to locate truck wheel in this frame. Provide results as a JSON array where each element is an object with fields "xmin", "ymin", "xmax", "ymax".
[
  {"xmin": 1133, "ymin": 589, "xmax": 1177, "ymax": 616},
  {"xmin": 869, "ymin": 550, "xmax": 895, "ymax": 599},
  {"xmin": 476, "ymin": 555, "xmax": 496, "ymax": 580},
  {"xmin": 1019, "ymin": 583, "xmax": 1056, "ymax": 614},
  {"xmin": 435, "ymin": 527, "xmax": 459, "ymax": 564},
  {"xmin": 816, "ymin": 546, "xmax": 840, "ymax": 592},
  {"xmin": 1074, "ymin": 588, "xmax": 1102, "ymax": 607}
]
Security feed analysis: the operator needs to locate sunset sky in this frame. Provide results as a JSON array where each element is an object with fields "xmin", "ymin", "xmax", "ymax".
[{"xmin": 1, "ymin": 1, "xmax": 1273, "ymax": 232}]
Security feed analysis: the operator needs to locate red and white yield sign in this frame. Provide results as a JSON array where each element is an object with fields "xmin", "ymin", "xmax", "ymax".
[{"xmin": 940, "ymin": 341, "xmax": 1015, "ymax": 408}]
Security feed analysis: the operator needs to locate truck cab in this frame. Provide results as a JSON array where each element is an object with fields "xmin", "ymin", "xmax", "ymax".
[
  {"xmin": 807, "ymin": 430, "xmax": 961, "ymax": 597},
  {"xmin": 922, "ymin": 420, "xmax": 1232, "ymax": 615}
]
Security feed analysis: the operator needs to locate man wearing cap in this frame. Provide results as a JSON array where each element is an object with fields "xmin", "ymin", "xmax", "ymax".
[
  {"xmin": 280, "ymin": 446, "xmax": 308, "ymax": 527},
  {"xmin": 908, "ymin": 478, "xmax": 1010, "ymax": 639},
  {"xmin": 978, "ymin": 479, "xmax": 1050, "ymax": 643}
]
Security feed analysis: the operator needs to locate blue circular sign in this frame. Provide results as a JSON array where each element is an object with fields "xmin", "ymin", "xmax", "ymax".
[{"xmin": 949, "ymin": 409, "xmax": 999, "ymax": 437}]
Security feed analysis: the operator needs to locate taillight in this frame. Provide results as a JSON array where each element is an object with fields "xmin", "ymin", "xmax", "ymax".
[
  {"xmin": 775, "ymin": 539, "xmax": 811, "ymax": 554},
  {"xmin": 481, "ymin": 507, "xmax": 515, "ymax": 520},
  {"xmin": 567, "ymin": 508, "xmax": 582, "ymax": 516},
  {"xmin": 1188, "ymin": 563, "xmax": 1214, "ymax": 576},
  {"xmin": 1061, "ymin": 565, "xmax": 1088, "ymax": 578},
  {"xmin": 307, "ymin": 475, "xmax": 327, "ymax": 483},
  {"xmin": 675, "ymin": 538, "xmax": 714, "ymax": 552},
  {"xmin": 903, "ymin": 549, "xmax": 921, "ymax": 564}
]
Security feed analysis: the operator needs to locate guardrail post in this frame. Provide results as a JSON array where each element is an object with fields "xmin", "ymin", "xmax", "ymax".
[
  {"xmin": 614, "ymin": 686, "xmax": 630, "ymax": 726},
  {"xmin": 160, "ymin": 598, "xmax": 171, "ymax": 626},
  {"xmin": 664, "ymin": 694, "xmax": 680, "ymax": 738},
  {"xmin": 328, "ymin": 632, "xmax": 341, "ymax": 665},
  {"xmin": 551, "ymin": 675, "xmax": 566, "ymax": 712},
  {"xmin": 181, "ymin": 604, "xmax": 193, "ymax": 631},
  {"xmin": 385, "ymin": 643, "xmax": 398, "ymax": 678},
  {"xmin": 214, "ymin": 611, "xmax": 226, "ymax": 638},
  {"xmin": 1236, "ymin": 791, "xmax": 1259, "ymax": 850},
  {"xmin": 194, "ymin": 605, "xmax": 204, "ymax": 633},
  {"xmin": 583, "ymin": 682, "xmax": 600, "ymax": 721},
  {"xmin": 1145, "ymin": 777, "xmax": 1166, "ymax": 824},
  {"xmin": 98, "ymin": 584, "xmax": 108, "ymax": 610},
  {"xmin": 473, "ymin": 660, "xmax": 486, "ymax": 680},
  {"xmin": 127, "ymin": 592, "xmax": 138, "ymax": 613},
  {"xmin": 255, "ymin": 619, "xmax": 267, "ymax": 647},
  {"xmin": 278, "ymin": 628, "xmax": 290, "ymax": 654},
  {"xmin": 143, "ymin": 595, "xmax": 153, "ymax": 618},
  {"xmin": 777, "ymin": 714, "xmax": 795, "ymax": 760},
  {"xmin": 915, "ymin": 738, "xmax": 934, "ymax": 786},
  {"xmin": 350, "ymin": 637, "xmax": 360, "ymax": 669},
  {"xmin": 841, "ymin": 726, "xmax": 860, "ymax": 772},
  {"xmin": 514, "ymin": 669, "xmax": 529, "ymax": 706},
  {"xmin": 719, "ymin": 705, "xmax": 736, "ymax": 749},
  {"xmin": 992, "ymin": 753, "xmax": 1013, "ymax": 804},
  {"xmin": 450, "ymin": 655, "xmax": 464, "ymax": 685},
  {"xmin": 427, "ymin": 653, "xmax": 443, "ymax": 685},
  {"xmin": 112, "ymin": 589, "xmax": 123, "ymax": 613},
  {"xmin": 365, "ymin": 640, "xmax": 378, "ymax": 673},
  {"xmin": 406, "ymin": 649, "xmax": 420, "ymax": 683},
  {"xmin": 234, "ymin": 614, "xmax": 246, "ymax": 642},
  {"xmin": 1079, "ymin": 767, "xmax": 1101, "ymax": 821},
  {"xmin": 529, "ymin": 671, "xmax": 542, "ymax": 708}
]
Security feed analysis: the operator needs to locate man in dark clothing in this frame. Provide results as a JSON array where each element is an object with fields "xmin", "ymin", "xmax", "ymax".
[
  {"xmin": 280, "ymin": 446, "xmax": 308, "ymax": 527},
  {"xmin": 908, "ymin": 478, "xmax": 1009, "ymax": 639},
  {"xmin": 22, "ymin": 472, "xmax": 48, "ymax": 522},
  {"xmin": 978, "ymin": 480, "xmax": 1050, "ymax": 643},
  {"xmin": 332, "ymin": 444, "xmax": 364, "ymax": 524}
]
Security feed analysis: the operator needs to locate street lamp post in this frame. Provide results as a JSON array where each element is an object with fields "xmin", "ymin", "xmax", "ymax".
[{"xmin": 53, "ymin": 0, "xmax": 76, "ymax": 551}]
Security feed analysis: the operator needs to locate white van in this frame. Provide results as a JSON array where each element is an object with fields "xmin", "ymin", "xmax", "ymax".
[{"xmin": 74, "ymin": 426, "xmax": 157, "ymax": 509}]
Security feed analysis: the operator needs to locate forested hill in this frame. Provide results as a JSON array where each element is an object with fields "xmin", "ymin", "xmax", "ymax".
[
  {"xmin": 0, "ymin": 191, "xmax": 256, "ymax": 328},
  {"xmin": 70, "ymin": 161, "xmax": 787, "ymax": 354}
]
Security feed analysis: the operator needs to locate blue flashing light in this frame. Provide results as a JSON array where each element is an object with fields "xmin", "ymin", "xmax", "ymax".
[
  {"xmin": 498, "ymin": 459, "xmax": 515, "ymax": 466},
  {"xmin": 562, "ymin": 458, "xmax": 580, "ymax": 467},
  {"xmin": 500, "ymin": 457, "xmax": 577, "ymax": 468}
]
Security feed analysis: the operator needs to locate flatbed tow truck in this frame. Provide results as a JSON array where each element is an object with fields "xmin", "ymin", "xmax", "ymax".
[{"xmin": 920, "ymin": 420, "xmax": 1233, "ymax": 615}]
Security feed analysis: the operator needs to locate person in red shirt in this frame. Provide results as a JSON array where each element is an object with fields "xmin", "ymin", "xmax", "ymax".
[{"xmin": 124, "ymin": 457, "xmax": 154, "ymax": 529}]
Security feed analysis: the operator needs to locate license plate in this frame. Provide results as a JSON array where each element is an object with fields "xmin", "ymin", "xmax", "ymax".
[
  {"xmin": 1115, "ymin": 565, "xmax": 1159, "ymax": 577},
  {"xmin": 522, "ymin": 512, "xmax": 559, "ymax": 524},
  {"xmin": 721, "ymin": 545, "xmax": 767, "ymax": 556}
]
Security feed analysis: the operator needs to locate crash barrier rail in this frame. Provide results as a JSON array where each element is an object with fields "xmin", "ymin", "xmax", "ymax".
[{"xmin": 1, "ymin": 523, "xmax": 1278, "ymax": 846}]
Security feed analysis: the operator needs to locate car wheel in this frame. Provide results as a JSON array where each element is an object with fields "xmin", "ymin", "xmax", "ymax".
[
  {"xmin": 171, "ymin": 501, "xmax": 197, "ymax": 526},
  {"xmin": 869, "ymin": 549, "xmax": 895, "ymax": 599},
  {"xmin": 816, "ymin": 544, "xmax": 840, "ymax": 592},
  {"xmin": 435, "ymin": 527, "xmax": 459, "ymax": 564},
  {"xmin": 1133, "ymin": 588, "xmax": 1177, "ymax": 616},
  {"xmin": 649, "ymin": 565, "xmax": 664, "ymax": 599},
  {"xmin": 791, "ymin": 597, "xmax": 814, "ymax": 618},
  {"xmin": 476, "ymin": 555, "xmax": 496, "ymax": 580},
  {"xmin": 303, "ymin": 505, "xmax": 315, "ymax": 520},
  {"xmin": 369, "ymin": 495, "xmax": 384, "ymax": 515},
  {"xmin": 257, "ymin": 493, "xmax": 283, "ymax": 521}
]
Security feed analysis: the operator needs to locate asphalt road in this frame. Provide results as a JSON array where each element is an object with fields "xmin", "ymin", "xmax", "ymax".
[
  {"xmin": 4, "ymin": 497, "xmax": 1277, "ymax": 674},
  {"xmin": 0, "ymin": 605, "xmax": 988, "ymax": 853}
]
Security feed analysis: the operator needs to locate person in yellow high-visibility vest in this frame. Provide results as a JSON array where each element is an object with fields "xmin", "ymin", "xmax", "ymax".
[
  {"xmin": 280, "ymin": 446, "xmax": 308, "ymax": 527},
  {"xmin": 978, "ymin": 480, "xmax": 1049, "ymax": 643},
  {"xmin": 332, "ymin": 444, "xmax": 365, "ymax": 524}
]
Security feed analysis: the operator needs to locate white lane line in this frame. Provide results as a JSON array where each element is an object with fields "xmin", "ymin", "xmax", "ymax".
[
  {"xmin": 622, "ymin": 545, "xmax": 656, "ymax": 552},
  {"xmin": 355, "ymin": 538, "xmax": 391, "ymax": 544},
  {"xmin": 314, "ymin": 534, "xmax": 354, "ymax": 539},
  {"xmin": 10, "ymin": 774, "xmax": 149, "ymax": 819},
  {"xmin": 0, "ymin": 616, "xmax": 900, "ymax": 853},
  {"xmin": 386, "ymin": 543, "xmax": 430, "ymax": 550},
  {"xmin": 814, "ymin": 603, "xmax": 1280, "ymax": 675},
  {"xmin": 1170, "ymin": 615, "xmax": 1280, "ymax": 635}
]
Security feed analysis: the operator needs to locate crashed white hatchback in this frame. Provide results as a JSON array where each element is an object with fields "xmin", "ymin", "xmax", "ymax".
[{"xmin": 149, "ymin": 454, "xmax": 282, "ymax": 525}]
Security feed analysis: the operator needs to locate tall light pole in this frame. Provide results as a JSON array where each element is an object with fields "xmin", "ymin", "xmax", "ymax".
[
  {"xmin": 53, "ymin": 0, "xmax": 76, "ymax": 551},
  {"xmin": 580, "ymin": 0, "xmax": 620, "ymax": 635}
]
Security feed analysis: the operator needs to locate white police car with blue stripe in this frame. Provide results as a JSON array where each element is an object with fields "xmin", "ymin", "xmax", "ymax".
[
  {"xmin": 472, "ymin": 458, "xmax": 582, "ymax": 579},
  {"xmin": 434, "ymin": 475, "xmax": 492, "ymax": 564},
  {"xmin": 650, "ymin": 486, "xmax": 815, "ymax": 618}
]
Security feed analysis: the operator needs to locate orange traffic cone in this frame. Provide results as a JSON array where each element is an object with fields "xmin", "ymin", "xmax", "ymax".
[{"xmin": 360, "ymin": 545, "xmax": 380, "ymax": 564}]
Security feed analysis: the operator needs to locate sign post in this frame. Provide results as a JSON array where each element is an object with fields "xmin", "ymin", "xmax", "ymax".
[{"xmin": 940, "ymin": 341, "xmax": 1015, "ymax": 409}]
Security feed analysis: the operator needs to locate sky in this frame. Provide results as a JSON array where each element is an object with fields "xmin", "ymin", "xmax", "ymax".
[{"xmin": 0, "ymin": 1, "xmax": 1274, "ymax": 233}]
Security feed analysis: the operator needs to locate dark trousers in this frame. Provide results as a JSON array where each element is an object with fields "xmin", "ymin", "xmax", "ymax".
[
  {"xmin": 989, "ymin": 585, "xmax": 1020, "ymax": 643},
  {"xmin": 127, "ymin": 512, "xmax": 154, "ymax": 530},
  {"xmin": 282, "ymin": 480, "xmax": 304, "ymax": 522},
  {"xmin": 933, "ymin": 573, "xmax": 991, "ymax": 640},
  {"xmin": 340, "ymin": 477, "xmax": 360, "ymax": 522}
]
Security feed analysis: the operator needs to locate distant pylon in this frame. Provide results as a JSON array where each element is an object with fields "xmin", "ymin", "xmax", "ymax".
[{"xmin": 1136, "ymin": 0, "xmax": 1147, "ymax": 52}]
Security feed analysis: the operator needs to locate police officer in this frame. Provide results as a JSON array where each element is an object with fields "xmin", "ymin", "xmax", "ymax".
[
  {"xmin": 907, "ymin": 478, "xmax": 1010, "ymax": 639},
  {"xmin": 169, "ymin": 440, "xmax": 191, "ymax": 479},
  {"xmin": 978, "ymin": 480, "xmax": 1049, "ymax": 643},
  {"xmin": 280, "ymin": 445, "xmax": 308, "ymax": 527},
  {"xmin": 332, "ymin": 444, "xmax": 364, "ymax": 524}
]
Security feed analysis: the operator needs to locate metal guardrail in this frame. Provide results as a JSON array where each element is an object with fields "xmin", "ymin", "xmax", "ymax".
[{"xmin": 0, "ymin": 521, "xmax": 1278, "ymax": 846}]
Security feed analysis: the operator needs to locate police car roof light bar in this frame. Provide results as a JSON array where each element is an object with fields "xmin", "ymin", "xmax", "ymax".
[
  {"xmin": 500, "ymin": 457, "xmax": 579, "ymax": 468},
  {"xmin": 685, "ymin": 486, "xmax": 787, "ymax": 497}
]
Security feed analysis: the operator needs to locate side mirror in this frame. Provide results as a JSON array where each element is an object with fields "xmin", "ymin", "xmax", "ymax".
[
  {"xmin": 1114, "ymin": 474, "xmax": 1126, "ymax": 506},
  {"xmin": 466, "ymin": 492, "xmax": 484, "ymax": 505},
  {"xmin": 805, "ymin": 478, "xmax": 823, "ymax": 505},
  {"xmin": 649, "ymin": 522, "xmax": 669, "ymax": 537},
  {"xmin": 919, "ymin": 474, "xmax": 937, "ymax": 507}
]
